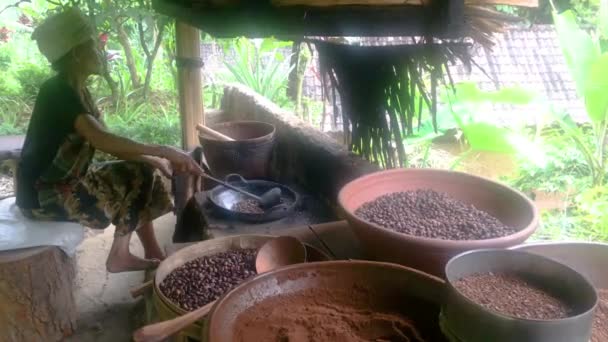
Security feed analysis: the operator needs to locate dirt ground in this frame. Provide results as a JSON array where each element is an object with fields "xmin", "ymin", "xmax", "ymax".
[
  {"xmin": 64, "ymin": 214, "xmax": 176, "ymax": 342},
  {"xmin": 0, "ymin": 175, "xmax": 13, "ymax": 198}
]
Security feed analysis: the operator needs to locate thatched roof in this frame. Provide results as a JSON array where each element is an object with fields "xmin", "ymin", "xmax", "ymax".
[{"xmin": 153, "ymin": 0, "xmax": 537, "ymax": 41}]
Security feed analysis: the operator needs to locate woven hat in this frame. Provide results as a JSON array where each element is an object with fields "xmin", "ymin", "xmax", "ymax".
[{"xmin": 31, "ymin": 7, "xmax": 95, "ymax": 63}]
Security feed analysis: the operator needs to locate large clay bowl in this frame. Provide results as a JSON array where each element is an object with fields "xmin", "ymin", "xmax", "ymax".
[
  {"xmin": 512, "ymin": 242, "xmax": 608, "ymax": 288},
  {"xmin": 338, "ymin": 168, "xmax": 539, "ymax": 277},
  {"xmin": 205, "ymin": 260, "xmax": 448, "ymax": 342}
]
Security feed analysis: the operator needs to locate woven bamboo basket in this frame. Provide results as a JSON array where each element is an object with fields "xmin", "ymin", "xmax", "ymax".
[{"xmin": 152, "ymin": 234, "xmax": 330, "ymax": 342}]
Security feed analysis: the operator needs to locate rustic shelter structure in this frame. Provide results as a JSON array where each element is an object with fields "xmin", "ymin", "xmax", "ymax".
[
  {"xmin": 0, "ymin": 1, "xmax": 541, "ymax": 340},
  {"xmin": 152, "ymin": 0, "xmax": 539, "ymax": 152}
]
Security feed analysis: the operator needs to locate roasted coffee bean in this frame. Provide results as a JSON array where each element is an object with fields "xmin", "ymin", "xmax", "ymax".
[
  {"xmin": 355, "ymin": 189, "xmax": 517, "ymax": 240},
  {"xmin": 231, "ymin": 198, "xmax": 287, "ymax": 214},
  {"xmin": 232, "ymin": 199, "xmax": 265, "ymax": 214},
  {"xmin": 159, "ymin": 249, "xmax": 257, "ymax": 312},
  {"xmin": 454, "ymin": 273, "xmax": 573, "ymax": 320}
]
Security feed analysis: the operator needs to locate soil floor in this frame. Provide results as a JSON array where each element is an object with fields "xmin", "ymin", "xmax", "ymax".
[{"xmin": 63, "ymin": 214, "xmax": 176, "ymax": 342}]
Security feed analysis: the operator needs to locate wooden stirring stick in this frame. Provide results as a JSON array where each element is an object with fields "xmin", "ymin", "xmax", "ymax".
[
  {"xmin": 196, "ymin": 124, "xmax": 235, "ymax": 141},
  {"xmin": 130, "ymin": 280, "xmax": 153, "ymax": 299},
  {"xmin": 132, "ymin": 301, "xmax": 214, "ymax": 342}
]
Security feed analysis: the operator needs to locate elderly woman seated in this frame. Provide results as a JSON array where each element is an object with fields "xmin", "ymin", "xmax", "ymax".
[{"xmin": 16, "ymin": 8, "xmax": 203, "ymax": 273}]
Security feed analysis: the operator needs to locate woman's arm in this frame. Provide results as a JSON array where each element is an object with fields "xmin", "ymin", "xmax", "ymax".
[
  {"xmin": 74, "ymin": 114, "xmax": 203, "ymax": 175},
  {"xmin": 113, "ymin": 153, "xmax": 173, "ymax": 177},
  {"xmin": 112, "ymin": 152, "xmax": 158, "ymax": 164},
  {"xmin": 75, "ymin": 114, "xmax": 163, "ymax": 157}
]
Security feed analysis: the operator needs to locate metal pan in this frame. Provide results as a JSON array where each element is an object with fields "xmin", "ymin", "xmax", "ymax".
[
  {"xmin": 207, "ymin": 174, "xmax": 299, "ymax": 223},
  {"xmin": 443, "ymin": 249, "xmax": 597, "ymax": 342}
]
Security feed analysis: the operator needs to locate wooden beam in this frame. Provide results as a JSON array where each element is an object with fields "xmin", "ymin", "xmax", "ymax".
[
  {"xmin": 175, "ymin": 21, "xmax": 203, "ymax": 150},
  {"xmin": 273, "ymin": 0, "xmax": 424, "ymax": 5},
  {"xmin": 466, "ymin": 0, "xmax": 538, "ymax": 7},
  {"xmin": 153, "ymin": 0, "xmax": 465, "ymax": 38},
  {"xmin": 274, "ymin": 0, "xmax": 538, "ymax": 7}
]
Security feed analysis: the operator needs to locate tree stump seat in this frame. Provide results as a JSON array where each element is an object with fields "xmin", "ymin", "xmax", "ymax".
[{"xmin": 0, "ymin": 246, "xmax": 77, "ymax": 341}]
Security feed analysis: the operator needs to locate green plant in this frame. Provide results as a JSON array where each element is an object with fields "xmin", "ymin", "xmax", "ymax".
[
  {"xmin": 14, "ymin": 62, "xmax": 52, "ymax": 98},
  {"xmin": 436, "ymin": 82, "xmax": 543, "ymax": 169},
  {"xmin": 532, "ymin": 184, "xmax": 608, "ymax": 242},
  {"xmin": 0, "ymin": 96, "xmax": 30, "ymax": 135},
  {"xmin": 104, "ymin": 100, "xmax": 181, "ymax": 147},
  {"xmin": 552, "ymin": 4, "xmax": 608, "ymax": 186},
  {"xmin": 220, "ymin": 37, "xmax": 294, "ymax": 107},
  {"xmin": 575, "ymin": 185, "xmax": 608, "ymax": 237},
  {"xmin": 301, "ymin": 97, "xmax": 324, "ymax": 126},
  {"xmin": 507, "ymin": 130, "xmax": 591, "ymax": 193}
]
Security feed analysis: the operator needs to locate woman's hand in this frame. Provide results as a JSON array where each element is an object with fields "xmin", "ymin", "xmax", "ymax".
[
  {"xmin": 158, "ymin": 146, "xmax": 205, "ymax": 176},
  {"xmin": 146, "ymin": 156, "xmax": 173, "ymax": 178}
]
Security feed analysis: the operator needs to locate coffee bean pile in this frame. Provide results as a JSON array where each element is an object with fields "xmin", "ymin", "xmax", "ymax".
[
  {"xmin": 232, "ymin": 199, "xmax": 265, "ymax": 214},
  {"xmin": 355, "ymin": 189, "xmax": 517, "ymax": 240},
  {"xmin": 159, "ymin": 249, "xmax": 257, "ymax": 311},
  {"xmin": 454, "ymin": 273, "xmax": 573, "ymax": 320}
]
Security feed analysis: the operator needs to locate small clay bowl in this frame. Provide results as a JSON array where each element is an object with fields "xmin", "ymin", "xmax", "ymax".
[{"xmin": 443, "ymin": 249, "xmax": 598, "ymax": 342}]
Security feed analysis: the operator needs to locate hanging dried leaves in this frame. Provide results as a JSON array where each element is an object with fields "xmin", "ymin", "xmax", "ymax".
[{"xmin": 314, "ymin": 40, "xmax": 471, "ymax": 168}]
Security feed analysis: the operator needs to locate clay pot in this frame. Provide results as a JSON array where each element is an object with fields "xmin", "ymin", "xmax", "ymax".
[
  {"xmin": 199, "ymin": 121, "xmax": 276, "ymax": 180},
  {"xmin": 205, "ymin": 260, "xmax": 448, "ymax": 341},
  {"xmin": 337, "ymin": 168, "xmax": 539, "ymax": 277}
]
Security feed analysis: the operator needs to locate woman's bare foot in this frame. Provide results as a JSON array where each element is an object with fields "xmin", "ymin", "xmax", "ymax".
[
  {"xmin": 106, "ymin": 254, "xmax": 160, "ymax": 273},
  {"xmin": 107, "ymin": 230, "xmax": 160, "ymax": 273}
]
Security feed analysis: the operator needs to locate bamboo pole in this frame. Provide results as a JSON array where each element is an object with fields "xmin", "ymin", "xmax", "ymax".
[{"xmin": 176, "ymin": 21, "xmax": 203, "ymax": 150}]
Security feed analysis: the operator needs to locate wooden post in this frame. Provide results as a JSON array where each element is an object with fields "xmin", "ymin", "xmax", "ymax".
[{"xmin": 175, "ymin": 21, "xmax": 204, "ymax": 151}]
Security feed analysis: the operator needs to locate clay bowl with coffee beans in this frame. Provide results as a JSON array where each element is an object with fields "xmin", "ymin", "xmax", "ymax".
[
  {"xmin": 337, "ymin": 168, "xmax": 539, "ymax": 277},
  {"xmin": 152, "ymin": 234, "xmax": 329, "ymax": 340},
  {"xmin": 442, "ymin": 249, "xmax": 598, "ymax": 342}
]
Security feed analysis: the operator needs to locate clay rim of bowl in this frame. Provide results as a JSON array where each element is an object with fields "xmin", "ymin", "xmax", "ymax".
[
  {"xmin": 206, "ymin": 260, "xmax": 448, "ymax": 333},
  {"xmin": 444, "ymin": 248, "xmax": 599, "ymax": 323},
  {"xmin": 337, "ymin": 168, "xmax": 540, "ymax": 249},
  {"xmin": 199, "ymin": 120, "xmax": 276, "ymax": 144}
]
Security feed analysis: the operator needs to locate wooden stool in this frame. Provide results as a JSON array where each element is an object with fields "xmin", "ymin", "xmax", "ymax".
[
  {"xmin": 0, "ymin": 246, "xmax": 77, "ymax": 341},
  {"xmin": 0, "ymin": 132, "xmax": 79, "ymax": 342}
]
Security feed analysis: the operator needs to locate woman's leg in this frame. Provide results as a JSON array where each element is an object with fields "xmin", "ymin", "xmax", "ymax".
[
  {"xmin": 106, "ymin": 229, "xmax": 160, "ymax": 273},
  {"xmin": 78, "ymin": 161, "xmax": 173, "ymax": 272},
  {"xmin": 136, "ymin": 221, "xmax": 166, "ymax": 260}
]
